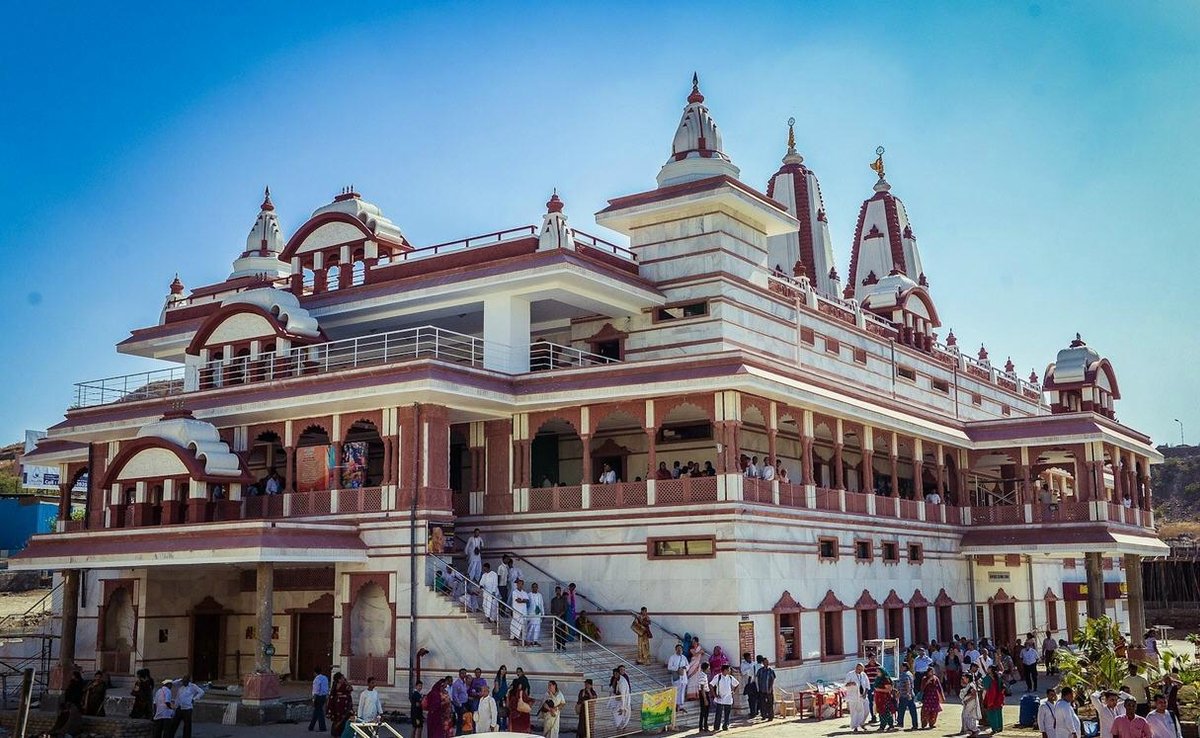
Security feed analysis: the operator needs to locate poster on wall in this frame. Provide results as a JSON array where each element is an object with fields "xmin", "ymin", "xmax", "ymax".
[
  {"xmin": 737, "ymin": 620, "xmax": 755, "ymax": 662},
  {"xmin": 295, "ymin": 445, "xmax": 332, "ymax": 493},
  {"xmin": 427, "ymin": 520, "xmax": 456, "ymax": 555},
  {"xmin": 20, "ymin": 465, "xmax": 60, "ymax": 490},
  {"xmin": 343, "ymin": 442, "xmax": 368, "ymax": 488},
  {"xmin": 640, "ymin": 687, "xmax": 677, "ymax": 731}
]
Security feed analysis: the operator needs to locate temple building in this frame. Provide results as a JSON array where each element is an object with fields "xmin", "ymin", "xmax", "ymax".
[{"xmin": 16, "ymin": 76, "xmax": 1164, "ymax": 708}]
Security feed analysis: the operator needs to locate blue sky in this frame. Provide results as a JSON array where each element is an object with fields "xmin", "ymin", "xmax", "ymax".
[{"xmin": 1, "ymin": 2, "xmax": 1196, "ymax": 447}]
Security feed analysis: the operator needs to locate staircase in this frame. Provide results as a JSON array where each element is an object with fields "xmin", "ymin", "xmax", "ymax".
[
  {"xmin": 426, "ymin": 554, "xmax": 668, "ymax": 695},
  {"xmin": 0, "ymin": 582, "xmax": 62, "ymax": 707}
]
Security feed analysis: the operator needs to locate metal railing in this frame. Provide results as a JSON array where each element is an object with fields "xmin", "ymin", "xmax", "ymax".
[
  {"xmin": 529, "ymin": 342, "xmax": 619, "ymax": 371},
  {"xmin": 425, "ymin": 552, "xmax": 667, "ymax": 692},
  {"xmin": 198, "ymin": 325, "xmax": 490, "ymax": 389},
  {"xmin": 451, "ymin": 534, "xmax": 685, "ymax": 646},
  {"xmin": 573, "ymin": 230, "xmax": 637, "ymax": 261},
  {"xmin": 73, "ymin": 367, "xmax": 185, "ymax": 408}
]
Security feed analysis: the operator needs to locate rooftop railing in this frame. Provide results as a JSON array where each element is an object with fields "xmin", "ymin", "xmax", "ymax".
[
  {"xmin": 72, "ymin": 330, "xmax": 622, "ymax": 408},
  {"xmin": 72, "ymin": 367, "xmax": 186, "ymax": 408}
]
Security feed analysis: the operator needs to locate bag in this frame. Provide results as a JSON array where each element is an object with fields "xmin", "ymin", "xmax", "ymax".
[{"xmin": 517, "ymin": 699, "xmax": 532, "ymax": 714}]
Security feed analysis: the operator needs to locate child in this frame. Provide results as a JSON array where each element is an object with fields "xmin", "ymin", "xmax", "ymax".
[
  {"xmin": 959, "ymin": 682, "xmax": 982, "ymax": 737},
  {"xmin": 874, "ymin": 672, "xmax": 897, "ymax": 732}
]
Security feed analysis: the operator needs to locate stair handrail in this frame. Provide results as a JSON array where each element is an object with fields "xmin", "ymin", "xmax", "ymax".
[
  {"xmin": 425, "ymin": 552, "xmax": 667, "ymax": 689},
  {"xmin": 451, "ymin": 533, "xmax": 686, "ymax": 644},
  {"xmin": 0, "ymin": 581, "xmax": 62, "ymax": 635}
]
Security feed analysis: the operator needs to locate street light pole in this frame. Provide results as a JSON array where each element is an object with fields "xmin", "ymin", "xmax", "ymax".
[{"xmin": 1174, "ymin": 418, "xmax": 1185, "ymax": 446}]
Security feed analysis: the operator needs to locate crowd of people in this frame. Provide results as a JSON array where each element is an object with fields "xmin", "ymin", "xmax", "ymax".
[{"xmin": 43, "ymin": 668, "xmax": 206, "ymax": 738}]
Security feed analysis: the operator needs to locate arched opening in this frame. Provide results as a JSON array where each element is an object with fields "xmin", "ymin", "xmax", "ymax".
[
  {"xmin": 349, "ymin": 583, "xmax": 391, "ymax": 657},
  {"xmin": 812, "ymin": 420, "xmax": 836, "ymax": 488},
  {"xmin": 102, "ymin": 587, "xmax": 135, "ymax": 673},
  {"xmin": 342, "ymin": 420, "xmax": 383, "ymax": 488},
  {"xmin": 776, "ymin": 412, "xmax": 804, "ymax": 486},
  {"xmin": 247, "ymin": 431, "xmax": 285, "ymax": 495},
  {"xmin": 326, "ymin": 263, "xmax": 341, "ymax": 292},
  {"xmin": 656, "ymin": 402, "xmax": 716, "ymax": 478},
  {"xmin": 967, "ymin": 451, "xmax": 1019, "ymax": 507},
  {"xmin": 531, "ymin": 418, "xmax": 582, "ymax": 487},
  {"xmin": 591, "ymin": 410, "xmax": 641, "ymax": 483},
  {"xmin": 944, "ymin": 453, "xmax": 960, "ymax": 504},
  {"xmin": 351, "ymin": 260, "xmax": 366, "ymax": 287}
]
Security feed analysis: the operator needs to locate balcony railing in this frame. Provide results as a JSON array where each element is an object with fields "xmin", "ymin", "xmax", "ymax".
[
  {"xmin": 72, "ymin": 367, "xmax": 185, "ymax": 408},
  {"xmin": 73, "ymin": 329, "xmax": 624, "ymax": 408},
  {"xmin": 198, "ymin": 325, "xmax": 488, "ymax": 389},
  {"xmin": 529, "ymin": 342, "xmax": 619, "ymax": 371}
]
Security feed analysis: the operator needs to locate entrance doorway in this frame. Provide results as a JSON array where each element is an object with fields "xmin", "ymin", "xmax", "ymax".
[
  {"xmin": 191, "ymin": 613, "xmax": 223, "ymax": 681},
  {"xmin": 990, "ymin": 602, "xmax": 1017, "ymax": 647},
  {"xmin": 295, "ymin": 613, "xmax": 334, "ymax": 680}
]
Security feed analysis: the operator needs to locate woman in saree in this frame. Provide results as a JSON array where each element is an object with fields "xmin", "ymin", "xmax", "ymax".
[
  {"xmin": 422, "ymin": 678, "xmax": 449, "ymax": 738},
  {"xmin": 326, "ymin": 672, "xmax": 354, "ymax": 737},
  {"xmin": 493, "ymin": 666, "xmax": 510, "ymax": 731},
  {"xmin": 919, "ymin": 671, "xmax": 944, "ymax": 729},
  {"xmin": 576, "ymin": 679, "xmax": 597, "ymax": 738},
  {"xmin": 981, "ymin": 665, "xmax": 1006, "ymax": 734},
  {"xmin": 708, "ymin": 645, "xmax": 730, "ymax": 674},
  {"xmin": 507, "ymin": 681, "xmax": 534, "ymax": 733},
  {"xmin": 686, "ymin": 636, "xmax": 709, "ymax": 698}
]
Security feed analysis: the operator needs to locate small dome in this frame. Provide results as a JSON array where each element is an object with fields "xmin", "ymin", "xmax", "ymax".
[
  {"xmin": 230, "ymin": 187, "xmax": 289, "ymax": 280},
  {"xmin": 136, "ymin": 411, "xmax": 243, "ymax": 477},
  {"xmin": 311, "ymin": 187, "xmax": 407, "ymax": 245}
]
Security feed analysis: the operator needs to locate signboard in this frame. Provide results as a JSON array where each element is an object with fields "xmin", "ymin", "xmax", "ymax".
[
  {"xmin": 72, "ymin": 473, "xmax": 89, "ymax": 493},
  {"xmin": 295, "ymin": 445, "xmax": 333, "ymax": 493},
  {"xmin": 23, "ymin": 431, "xmax": 46, "ymax": 454},
  {"xmin": 20, "ymin": 465, "xmax": 60, "ymax": 490},
  {"xmin": 987, "ymin": 571, "xmax": 1011, "ymax": 583},
  {"xmin": 1061, "ymin": 581, "xmax": 1128, "ymax": 601},
  {"xmin": 738, "ymin": 619, "xmax": 756, "ymax": 660},
  {"xmin": 639, "ymin": 687, "xmax": 676, "ymax": 731}
]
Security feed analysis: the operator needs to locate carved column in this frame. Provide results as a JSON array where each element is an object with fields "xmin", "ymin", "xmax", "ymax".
[
  {"xmin": 913, "ymin": 458, "xmax": 925, "ymax": 500},
  {"xmin": 283, "ymin": 447, "xmax": 295, "ymax": 494},
  {"xmin": 1084, "ymin": 552, "xmax": 1105, "ymax": 620},
  {"xmin": 833, "ymin": 443, "xmax": 845, "ymax": 491},
  {"xmin": 801, "ymin": 437, "xmax": 815, "ymax": 485},
  {"xmin": 645, "ymin": 428, "xmax": 658, "ymax": 479},
  {"xmin": 861, "ymin": 449, "xmax": 875, "ymax": 493},
  {"xmin": 580, "ymin": 435, "xmax": 593, "ymax": 484}
]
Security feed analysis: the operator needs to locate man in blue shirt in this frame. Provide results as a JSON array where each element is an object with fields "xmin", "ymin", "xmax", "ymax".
[
  {"xmin": 450, "ymin": 669, "xmax": 471, "ymax": 735},
  {"xmin": 896, "ymin": 664, "xmax": 918, "ymax": 729},
  {"xmin": 914, "ymin": 649, "xmax": 934, "ymax": 701},
  {"xmin": 310, "ymin": 666, "xmax": 329, "ymax": 732},
  {"xmin": 755, "ymin": 657, "xmax": 777, "ymax": 721}
]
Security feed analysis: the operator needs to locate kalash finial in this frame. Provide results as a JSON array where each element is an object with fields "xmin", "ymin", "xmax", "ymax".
[
  {"xmin": 261, "ymin": 186, "xmax": 274, "ymax": 212},
  {"xmin": 783, "ymin": 116, "xmax": 803, "ymax": 164},
  {"xmin": 871, "ymin": 146, "xmax": 890, "ymax": 192},
  {"xmin": 688, "ymin": 72, "xmax": 704, "ymax": 104},
  {"xmin": 546, "ymin": 188, "xmax": 564, "ymax": 214}
]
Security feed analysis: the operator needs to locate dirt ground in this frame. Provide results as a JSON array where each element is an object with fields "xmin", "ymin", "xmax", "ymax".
[{"xmin": 0, "ymin": 588, "xmax": 53, "ymax": 629}]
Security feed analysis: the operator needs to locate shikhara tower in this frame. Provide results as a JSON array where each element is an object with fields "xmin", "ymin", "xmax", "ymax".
[{"xmin": 16, "ymin": 74, "xmax": 1163, "ymax": 715}]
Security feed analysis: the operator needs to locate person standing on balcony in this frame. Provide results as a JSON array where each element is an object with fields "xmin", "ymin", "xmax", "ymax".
[
  {"xmin": 672, "ymin": 461, "xmax": 683, "ymax": 479},
  {"xmin": 632, "ymin": 608, "xmax": 653, "ymax": 664},
  {"xmin": 598, "ymin": 463, "xmax": 618, "ymax": 484},
  {"xmin": 510, "ymin": 579, "xmax": 530, "ymax": 645},
  {"xmin": 264, "ymin": 468, "xmax": 282, "ymax": 495},
  {"xmin": 655, "ymin": 462, "xmax": 673, "ymax": 480},
  {"xmin": 668, "ymin": 644, "xmax": 690, "ymax": 713},
  {"xmin": 760, "ymin": 457, "xmax": 775, "ymax": 482},
  {"xmin": 480, "ymin": 563, "xmax": 499, "ymax": 623},
  {"xmin": 526, "ymin": 582, "xmax": 545, "ymax": 646},
  {"xmin": 466, "ymin": 529, "xmax": 484, "ymax": 583},
  {"xmin": 744, "ymin": 456, "xmax": 760, "ymax": 479},
  {"xmin": 496, "ymin": 557, "xmax": 510, "ymax": 607}
]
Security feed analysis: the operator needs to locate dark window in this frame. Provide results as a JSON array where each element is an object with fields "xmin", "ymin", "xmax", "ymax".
[
  {"xmin": 1001, "ymin": 404, "xmax": 1012, "ymax": 416},
  {"xmin": 656, "ymin": 302, "xmax": 708, "ymax": 321},
  {"xmin": 823, "ymin": 610, "xmax": 845, "ymax": 656},
  {"xmin": 882, "ymin": 542, "xmax": 899, "ymax": 563},
  {"xmin": 819, "ymin": 537, "xmax": 839, "ymax": 561},
  {"xmin": 897, "ymin": 366, "xmax": 916, "ymax": 381},
  {"xmin": 594, "ymin": 339, "xmax": 621, "ymax": 360},
  {"xmin": 657, "ymin": 422, "xmax": 713, "ymax": 444},
  {"xmin": 908, "ymin": 543, "xmax": 924, "ymax": 563},
  {"xmin": 825, "ymin": 338, "xmax": 841, "ymax": 355},
  {"xmin": 971, "ymin": 393, "xmax": 983, "ymax": 406},
  {"xmin": 932, "ymin": 379, "xmax": 950, "ymax": 394},
  {"xmin": 855, "ymin": 540, "xmax": 873, "ymax": 561},
  {"xmin": 649, "ymin": 537, "xmax": 715, "ymax": 559},
  {"xmin": 854, "ymin": 348, "xmax": 868, "ymax": 364},
  {"xmin": 800, "ymin": 327, "xmax": 816, "ymax": 345}
]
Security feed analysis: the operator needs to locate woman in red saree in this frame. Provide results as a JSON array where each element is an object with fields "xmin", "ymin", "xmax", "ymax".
[{"xmin": 507, "ymin": 683, "xmax": 534, "ymax": 733}]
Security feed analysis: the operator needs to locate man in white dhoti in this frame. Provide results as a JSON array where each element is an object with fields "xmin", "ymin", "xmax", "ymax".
[
  {"xmin": 668, "ymin": 644, "xmax": 689, "ymax": 713},
  {"xmin": 466, "ymin": 528, "xmax": 484, "ymax": 583},
  {"xmin": 846, "ymin": 663, "xmax": 871, "ymax": 732},
  {"xmin": 526, "ymin": 583, "xmax": 545, "ymax": 645},
  {"xmin": 479, "ymin": 563, "xmax": 499, "ymax": 623},
  {"xmin": 510, "ymin": 579, "xmax": 529, "ymax": 644},
  {"xmin": 508, "ymin": 562, "xmax": 525, "ymax": 604},
  {"xmin": 611, "ymin": 667, "xmax": 632, "ymax": 729}
]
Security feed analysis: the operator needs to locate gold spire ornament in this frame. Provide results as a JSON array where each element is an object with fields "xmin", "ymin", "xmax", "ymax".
[
  {"xmin": 787, "ymin": 117, "xmax": 796, "ymax": 153},
  {"xmin": 870, "ymin": 146, "xmax": 886, "ymax": 179}
]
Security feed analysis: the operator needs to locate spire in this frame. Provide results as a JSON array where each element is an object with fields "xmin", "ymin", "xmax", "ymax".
[
  {"xmin": 1029, "ymin": 369, "xmax": 1039, "ymax": 383},
  {"xmin": 766, "ymin": 116, "xmax": 839, "ymax": 297},
  {"xmin": 978, "ymin": 344, "xmax": 989, "ymax": 362},
  {"xmin": 844, "ymin": 146, "xmax": 927, "ymax": 304},
  {"xmin": 538, "ymin": 189, "xmax": 575, "ymax": 252},
  {"xmin": 656, "ymin": 73, "xmax": 740, "ymax": 188},
  {"xmin": 688, "ymin": 72, "xmax": 704, "ymax": 104},
  {"xmin": 946, "ymin": 329, "xmax": 957, "ymax": 347},
  {"xmin": 229, "ymin": 188, "xmax": 289, "ymax": 280},
  {"xmin": 169, "ymin": 273, "xmax": 185, "ymax": 296},
  {"xmin": 1004, "ymin": 357, "xmax": 1015, "ymax": 373}
]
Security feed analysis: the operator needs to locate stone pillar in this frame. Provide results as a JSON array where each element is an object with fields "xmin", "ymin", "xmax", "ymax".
[
  {"xmin": 482, "ymin": 293, "xmax": 531, "ymax": 373},
  {"xmin": 51, "ymin": 569, "xmax": 81, "ymax": 690},
  {"xmin": 833, "ymin": 443, "xmax": 845, "ymax": 491},
  {"xmin": 580, "ymin": 435, "xmax": 593, "ymax": 484},
  {"xmin": 767, "ymin": 429, "xmax": 778, "ymax": 475},
  {"xmin": 1084, "ymin": 552, "xmax": 1106, "ymax": 620},
  {"xmin": 861, "ymin": 449, "xmax": 875, "ymax": 493},
  {"xmin": 801, "ymin": 437, "xmax": 815, "ymax": 485},
  {"xmin": 889, "ymin": 454, "xmax": 900, "ymax": 497},
  {"xmin": 1110, "ymin": 446, "xmax": 1123, "ymax": 504},
  {"xmin": 645, "ymin": 428, "xmax": 658, "ymax": 478},
  {"xmin": 1124, "ymin": 554, "xmax": 1145, "ymax": 650},
  {"xmin": 283, "ymin": 447, "xmax": 295, "ymax": 493},
  {"xmin": 913, "ymin": 459, "xmax": 925, "ymax": 500},
  {"xmin": 244, "ymin": 562, "xmax": 281, "ymax": 703}
]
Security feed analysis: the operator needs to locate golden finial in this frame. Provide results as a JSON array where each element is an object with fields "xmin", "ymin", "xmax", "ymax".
[
  {"xmin": 870, "ymin": 146, "xmax": 886, "ymax": 179},
  {"xmin": 787, "ymin": 117, "xmax": 796, "ymax": 154}
]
